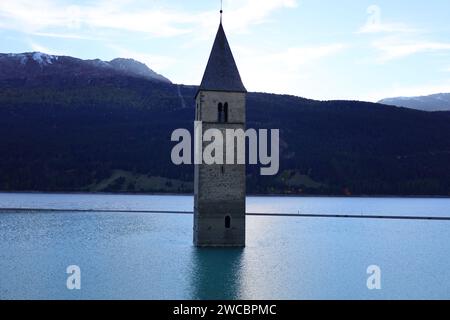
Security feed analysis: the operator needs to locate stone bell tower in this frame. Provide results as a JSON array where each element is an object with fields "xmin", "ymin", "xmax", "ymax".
[{"xmin": 194, "ymin": 13, "xmax": 247, "ymax": 247}]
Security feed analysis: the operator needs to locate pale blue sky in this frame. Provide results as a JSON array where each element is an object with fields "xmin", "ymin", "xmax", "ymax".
[{"xmin": 1, "ymin": 0, "xmax": 450, "ymax": 101}]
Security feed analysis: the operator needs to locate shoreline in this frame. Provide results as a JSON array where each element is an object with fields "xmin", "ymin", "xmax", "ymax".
[{"xmin": 0, "ymin": 190, "xmax": 450, "ymax": 199}]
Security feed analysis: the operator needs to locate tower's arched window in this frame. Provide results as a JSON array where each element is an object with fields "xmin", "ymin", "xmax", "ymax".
[
  {"xmin": 225, "ymin": 215, "xmax": 231, "ymax": 229},
  {"xmin": 224, "ymin": 103, "xmax": 229, "ymax": 122},
  {"xmin": 218, "ymin": 103, "xmax": 224, "ymax": 122}
]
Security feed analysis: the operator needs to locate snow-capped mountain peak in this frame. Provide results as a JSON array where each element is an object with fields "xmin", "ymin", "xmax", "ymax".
[
  {"xmin": 31, "ymin": 52, "xmax": 58, "ymax": 65},
  {"xmin": 0, "ymin": 52, "xmax": 172, "ymax": 84},
  {"xmin": 5, "ymin": 52, "xmax": 58, "ymax": 66}
]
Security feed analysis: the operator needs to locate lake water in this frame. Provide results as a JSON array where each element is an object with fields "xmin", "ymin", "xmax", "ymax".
[{"xmin": 1, "ymin": 192, "xmax": 450, "ymax": 300}]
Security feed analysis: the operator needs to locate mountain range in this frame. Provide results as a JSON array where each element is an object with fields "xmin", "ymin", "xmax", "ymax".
[
  {"xmin": 0, "ymin": 52, "xmax": 171, "ymax": 83},
  {"xmin": 379, "ymin": 93, "xmax": 450, "ymax": 111},
  {"xmin": 1, "ymin": 52, "xmax": 450, "ymax": 196}
]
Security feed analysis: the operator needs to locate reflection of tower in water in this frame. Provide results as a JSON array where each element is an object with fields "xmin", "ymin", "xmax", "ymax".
[{"xmin": 190, "ymin": 248, "xmax": 244, "ymax": 300}]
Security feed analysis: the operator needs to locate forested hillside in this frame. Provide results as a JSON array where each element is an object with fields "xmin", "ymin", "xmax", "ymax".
[{"xmin": 1, "ymin": 53, "xmax": 450, "ymax": 195}]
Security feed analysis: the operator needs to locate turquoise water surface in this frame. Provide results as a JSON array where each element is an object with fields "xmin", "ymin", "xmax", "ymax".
[{"xmin": 1, "ymin": 193, "xmax": 450, "ymax": 299}]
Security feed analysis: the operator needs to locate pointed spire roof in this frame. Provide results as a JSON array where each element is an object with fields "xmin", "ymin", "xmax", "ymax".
[{"xmin": 197, "ymin": 22, "xmax": 246, "ymax": 96}]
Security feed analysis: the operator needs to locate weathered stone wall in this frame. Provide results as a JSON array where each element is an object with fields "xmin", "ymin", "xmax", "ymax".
[{"xmin": 194, "ymin": 90, "xmax": 246, "ymax": 247}]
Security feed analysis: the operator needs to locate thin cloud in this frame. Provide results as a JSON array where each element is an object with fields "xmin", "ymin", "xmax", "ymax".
[
  {"xmin": 269, "ymin": 44, "xmax": 347, "ymax": 67},
  {"xmin": 356, "ymin": 5, "xmax": 418, "ymax": 35},
  {"xmin": 222, "ymin": 0, "xmax": 298, "ymax": 33},
  {"xmin": 28, "ymin": 41, "xmax": 67, "ymax": 56},
  {"xmin": 372, "ymin": 37, "xmax": 450, "ymax": 62},
  {"xmin": 235, "ymin": 43, "xmax": 347, "ymax": 95},
  {"xmin": 0, "ymin": 0, "xmax": 191, "ymax": 38},
  {"xmin": 357, "ymin": 22, "xmax": 417, "ymax": 34},
  {"xmin": 0, "ymin": 0, "xmax": 299, "ymax": 39},
  {"xmin": 355, "ymin": 6, "xmax": 450, "ymax": 64},
  {"xmin": 31, "ymin": 32, "xmax": 101, "ymax": 40}
]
